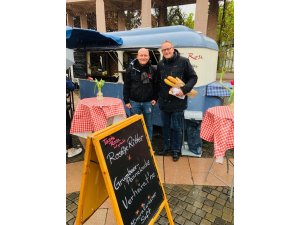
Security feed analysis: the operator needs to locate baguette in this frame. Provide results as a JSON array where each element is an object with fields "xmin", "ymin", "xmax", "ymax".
[
  {"xmin": 167, "ymin": 76, "xmax": 178, "ymax": 84},
  {"xmin": 164, "ymin": 78, "xmax": 175, "ymax": 87},
  {"xmin": 165, "ymin": 76, "xmax": 198, "ymax": 98},
  {"xmin": 169, "ymin": 76, "xmax": 198, "ymax": 98},
  {"xmin": 175, "ymin": 77, "xmax": 185, "ymax": 86},
  {"xmin": 167, "ymin": 76, "xmax": 184, "ymax": 87},
  {"xmin": 186, "ymin": 90, "xmax": 198, "ymax": 97}
]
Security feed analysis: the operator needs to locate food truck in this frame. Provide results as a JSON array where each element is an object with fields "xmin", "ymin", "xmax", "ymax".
[{"xmin": 67, "ymin": 25, "xmax": 222, "ymax": 126}]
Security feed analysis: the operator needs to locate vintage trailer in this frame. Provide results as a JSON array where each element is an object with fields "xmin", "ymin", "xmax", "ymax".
[{"xmin": 69, "ymin": 25, "xmax": 222, "ymax": 126}]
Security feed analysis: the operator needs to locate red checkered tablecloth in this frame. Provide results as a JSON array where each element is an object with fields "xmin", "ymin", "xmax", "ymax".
[
  {"xmin": 200, "ymin": 106, "xmax": 234, "ymax": 158},
  {"xmin": 70, "ymin": 97, "xmax": 126, "ymax": 134}
]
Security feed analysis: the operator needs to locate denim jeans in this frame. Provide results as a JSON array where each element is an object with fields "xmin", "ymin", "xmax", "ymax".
[
  {"xmin": 185, "ymin": 119, "xmax": 203, "ymax": 155},
  {"xmin": 130, "ymin": 100, "xmax": 153, "ymax": 141},
  {"xmin": 160, "ymin": 111, "xmax": 184, "ymax": 154}
]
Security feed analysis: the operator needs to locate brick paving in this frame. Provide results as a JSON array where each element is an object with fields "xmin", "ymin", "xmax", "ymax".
[
  {"xmin": 66, "ymin": 184, "xmax": 234, "ymax": 225},
  {"xmin": 66, "ymin": 128, "xmax": 234, "ymax": 224}
]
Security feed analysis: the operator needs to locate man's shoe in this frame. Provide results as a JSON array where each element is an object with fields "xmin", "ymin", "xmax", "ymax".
[
  {"xmin": 172, "ymin": 152, "xmax": 180, "ymax": 161},
  {"xmin": 67, "ymin": 147, "xmax": 82, "ymax": 158},
  {"xmin": 157, "ymin": 149, "xmax": 169, "ymax": 156}
]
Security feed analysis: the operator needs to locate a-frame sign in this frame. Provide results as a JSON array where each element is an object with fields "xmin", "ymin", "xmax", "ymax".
[{"xmin": 75, "ymin": 115, "xmax": 174, "ymax": 225}]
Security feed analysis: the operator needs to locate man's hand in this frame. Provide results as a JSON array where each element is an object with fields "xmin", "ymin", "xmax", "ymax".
[
  {"xmin": 125, "ymin": 103, "xmax": 132, "ymax": 109},
  {"xmin": 165, "ymin": 76, "xmax": 197, "ymax": 98},
  {"xmin": 176, "ymin": 88, "xmax": 184, "ymax": 97},
  {"xmin": 170, "ymin": 87, "xmax": 184, "ymax": 97}
]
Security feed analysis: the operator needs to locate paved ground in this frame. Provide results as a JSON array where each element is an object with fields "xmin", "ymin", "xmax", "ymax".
[
  {"xmin": 66, "ymin": 127, "xmax": 234, "ymax": 225},
  {"xmin": 66, "ymin": 184, "xmax": 234, "ymax": 225}
]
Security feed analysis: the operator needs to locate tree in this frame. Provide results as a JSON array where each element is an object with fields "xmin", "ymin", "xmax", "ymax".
[
  {"xmin": 152, "ymin": 8, "xmax": 159, "ymax": 27},
  {"xmin": 106, "ymin": 11, "xmax": 118, "ymax": 31},
  {"xmin": 87, "ymin": 13, "xmax": 96, "ymax": 30},
  {"xmin": 184, "ymin": 13, "xmax": 194, "ymax": 29},
  {"xmin": 167, "ymin": 6, "xmax": 186, "ymax": 26},
  {"xmin": 217, "ymin": 0, "xmax": 234, "ymax": 46},
  {"xmin": 217, "ymin": 0, "xmax": 234, "ymax": 72},
  {"xmin": 125, "ymin": 10, "xmax": 141, "ymax": 29}
]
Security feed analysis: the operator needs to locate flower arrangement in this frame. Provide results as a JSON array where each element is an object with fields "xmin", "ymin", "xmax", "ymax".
[{"xmin": 94, "ymin": 78, "xmax": 105, "ymax": 100}]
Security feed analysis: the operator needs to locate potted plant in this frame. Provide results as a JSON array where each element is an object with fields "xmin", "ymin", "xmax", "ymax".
[{"xmin": 94, "ymin": 78, "xmax": 105, "ymax": 101}]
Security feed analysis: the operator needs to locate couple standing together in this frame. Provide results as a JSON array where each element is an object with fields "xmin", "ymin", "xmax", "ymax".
[{"xmin": 123, "ymin": 41, "xmax": 198, "ymax": 162}]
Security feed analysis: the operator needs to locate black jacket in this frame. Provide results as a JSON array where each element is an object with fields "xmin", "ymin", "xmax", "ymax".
[
  {"xmin": 157, "ymin": 49, "xmax": 198, "ymax": 112},
  {"xmin": 123, "ymin": 59, "xmax": 159, "ymax": 104}
]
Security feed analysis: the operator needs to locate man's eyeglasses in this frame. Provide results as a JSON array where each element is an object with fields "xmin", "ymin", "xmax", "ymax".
[{"xmin": 161, "ymin": 47, "xmax": 173, "ymax": 52}]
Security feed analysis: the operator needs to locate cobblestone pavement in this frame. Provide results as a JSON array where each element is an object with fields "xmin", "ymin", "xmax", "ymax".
[
  {"xmin": 66, "ymin": 184, "xmax": 234, "ymax": 225},
  {"xmin": 66, "ymin": 127, "xmax": 234, "ymax": 224}
]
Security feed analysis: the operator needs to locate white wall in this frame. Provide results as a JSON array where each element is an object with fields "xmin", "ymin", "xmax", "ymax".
[{"xmin": 179, "ymin": 48, "xmax": 218, "ymax": 87}]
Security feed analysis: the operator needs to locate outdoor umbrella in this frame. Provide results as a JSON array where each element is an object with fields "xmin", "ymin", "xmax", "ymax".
[
  {"xmin": 66, "ymin": 48, "xmax": 75, "ymax": 69},
  {"xmin": 66, "ymin": 26, "xmax": 123, "ymax": 49}
]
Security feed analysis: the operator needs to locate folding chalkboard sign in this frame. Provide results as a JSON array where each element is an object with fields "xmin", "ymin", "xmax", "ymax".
[
  {"xmin": 75, "ymin": 115, "xmax": 174, "ymax": 225},
  {"xmin": 73, "ymin": 50, "xmax": 87, "ymax": 79}
]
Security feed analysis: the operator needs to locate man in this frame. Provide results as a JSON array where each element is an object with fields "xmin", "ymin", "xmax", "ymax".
[
  {"xmin": 157, "ymin": 41, "xmax": 198, "ymax": 161},
  {"xmin": 123, "ymin": 48, "xmax": 159, "ymax": 141}
]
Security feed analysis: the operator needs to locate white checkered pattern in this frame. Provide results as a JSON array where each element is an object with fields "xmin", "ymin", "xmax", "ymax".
[{"xmin": 206, "ymin": 82, "xmax": 232, "ymax": 97}]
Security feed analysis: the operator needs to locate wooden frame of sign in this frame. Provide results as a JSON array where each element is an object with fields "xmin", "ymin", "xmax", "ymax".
[{"xmin": 75, "ymin": 114, "xmax": 174, "ymax": 225}]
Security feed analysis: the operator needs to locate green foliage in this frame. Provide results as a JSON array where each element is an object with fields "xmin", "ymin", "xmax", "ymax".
[
  {"xmin": 122, "ymin": 6, "xmax": 195, "ymax": 30},
  {"xmin": 124, "ymin": 9, "xmax": 159, "ymax": 29},
  {"xmin": 125, "ymin": 10, "xmax": 141, "ymax": 30},
  {"xmin": 184, "ymin": 13, "xmax": 194, "ymax": 29},
  {"xmin": 167, "ymin": 6, "xmax": 186, "ymax": 26},
  {"xmin": 217, "ymin": 0, "xmax": 234, "ymax": 72},
  {"xmin": 217, "ymin": 0, "xmax": 234, "ymax": 45},
  {"xmin": 219, "ymin": 69, "xmax": 234, "ymax": 104},
  {"xmin": 94, "ymin": 78, "xmax": 105, "ymax": 94}
]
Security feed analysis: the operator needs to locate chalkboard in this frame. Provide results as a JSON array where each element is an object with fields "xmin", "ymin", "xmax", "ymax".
[
  {"xmin": 98, "ymin": 118, "xmax": 164, "ymax": 225},
  {"xmin": 73, "ymin": 50, "xmax": 87, "ymax": 79}
]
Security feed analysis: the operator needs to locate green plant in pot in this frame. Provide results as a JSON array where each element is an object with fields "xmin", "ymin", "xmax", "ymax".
[{"xmin": 94, "ymin": 78, "xmax": 105, "ymax": 101}]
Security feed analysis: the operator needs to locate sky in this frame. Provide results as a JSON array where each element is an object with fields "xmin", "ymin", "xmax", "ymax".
[
  {"xmin": 153, "ymin": 4, "xmax": 196, "ymax": 20},
  {"xmin": 179, "ymin": 3, "xmax": 196, "ymax": 16}
]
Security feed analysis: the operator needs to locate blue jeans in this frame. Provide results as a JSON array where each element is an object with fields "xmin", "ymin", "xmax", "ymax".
[
  {"xmin": 130, "ymin": 100, "xmax": 153, "ymax": 141},
  {"xmin": 160, "ymin": 111, "xmax": 184, "ymax": 154}
]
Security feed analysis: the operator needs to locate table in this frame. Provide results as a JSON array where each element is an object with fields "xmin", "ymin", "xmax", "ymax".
[
  {"xmin": 200, "ymin": 105, "xmax": 234, "ymax": 163},
  {"xmin": 206, "ymin": 81, "xmax": 232, "ymax": 97},
  {"xmin": 200, "ymin": 105, "xmax": 234, "ymax": 201},
  {"xmin": 70, "ymin": 97, "xmax": 126, "ymax": 139}
]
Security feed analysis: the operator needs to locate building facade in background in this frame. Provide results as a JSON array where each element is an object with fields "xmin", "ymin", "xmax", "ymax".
[{"xmin": 66, "ymin": 0, "xmax": 220, "ymax": 41}]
